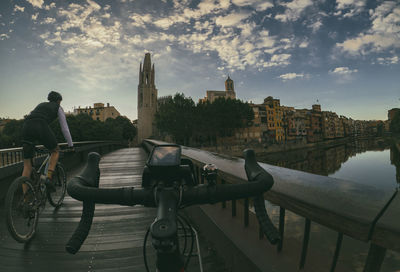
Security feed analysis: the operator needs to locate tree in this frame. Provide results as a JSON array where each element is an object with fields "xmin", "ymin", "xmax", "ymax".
[
  {"xmin": 194, "ymin": 98, "xmax": 254, "ymax": 144},
  {"xmin": 155, "ymin": 94, "xmax": 254, "ymax": 146},
  {"xmin": 390, "ymin": 111, "xmax": 400, "ymax": 134},
  {"xmin": 50, "ymin": 114, "xmax": 136, "ymax": 143},
  {"xmin": 155, "ymin": 93, "xmax": 195, "ymax": 145},
  {"xmin": 1, "ymin": 119, "xmax": 24, "ymax": 147}
]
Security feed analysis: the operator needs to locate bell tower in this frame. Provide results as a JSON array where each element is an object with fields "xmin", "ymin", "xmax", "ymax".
[
  {"xmin": 224, "ymin": 75, "xmax": 236, "ymax": 100},
  {"xmin": 137, "ymin": 53, "xmax": 158, "ymax": 143}
]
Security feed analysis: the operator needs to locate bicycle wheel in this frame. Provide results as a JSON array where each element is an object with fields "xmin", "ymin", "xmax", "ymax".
[
  {"xmin": 5, "ymin": 177, "xmax": 39, "ymax": 243},
  {"xmin": 47, "ymin": 163, "xmax": 67, "ymax": 207}
]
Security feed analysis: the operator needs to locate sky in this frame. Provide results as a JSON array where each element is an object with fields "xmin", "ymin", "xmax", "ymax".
[{"xmin": 0, "ymin": 0, "xmax": 399, "ymax": 121}]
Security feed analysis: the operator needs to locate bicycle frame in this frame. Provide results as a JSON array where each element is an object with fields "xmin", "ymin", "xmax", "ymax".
[{"xmin": 33, "ymin": 154, "xmax": 51, "ymax": 176}]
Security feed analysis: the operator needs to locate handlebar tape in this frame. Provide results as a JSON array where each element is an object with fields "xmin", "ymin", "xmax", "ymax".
[
  {"xmin": 65, "ymin": 152, "xmax": 100, "ymax": 254},
  {"xmin": 65, "ymin": 201, "xmax": 95, "ymax": 254},
  {"xmin": 244, "ymin": 149, "xmax": 281, "ymax": 245}
]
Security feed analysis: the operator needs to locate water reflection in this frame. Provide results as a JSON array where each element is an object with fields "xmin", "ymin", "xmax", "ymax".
[
  {"xmin": 257, "ymin": 138, "xmax": 400, "ymax": 272},
  {"xmin": 259, "ymin": 139, "xmax": 399, "ymax": 187}
]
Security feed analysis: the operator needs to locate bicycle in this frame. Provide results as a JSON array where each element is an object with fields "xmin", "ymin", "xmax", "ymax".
[
  {"xmin": 4, "ymin": 144, "xmax": 69, "ymax": 243},
  {"xmin": 65, "ymin": 144, "xmax": 280, "ymax": 272}
]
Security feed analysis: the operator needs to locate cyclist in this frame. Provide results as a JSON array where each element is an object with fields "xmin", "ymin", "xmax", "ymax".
[{"xmin": 21, "ymin": 91, "xmax": 74, "ymax": 193}]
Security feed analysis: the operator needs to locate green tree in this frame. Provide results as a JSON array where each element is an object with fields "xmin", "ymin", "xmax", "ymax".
[
  {"xmin": 1, "ymin": 119, "xmax": 24, "ymax": 147},
  {"xmin": 390, "ymin": 111, "xmax": 400, "ymax": 134},
  {"xmin": 194, "ymin": 98, "xmax": 254, "ymax": 144},
  {"xmin": 50, "ymin": 114, "xmax": 136, "ymax": 143},
  {"xmin": 155, "ymin": 93, "xmax": 195, "ymax": 145}
]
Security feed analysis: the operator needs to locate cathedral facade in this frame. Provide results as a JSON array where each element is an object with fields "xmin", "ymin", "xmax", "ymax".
[
  {"xmin": 137, "ymin": 53, "xmax": 158, "ymax": 143},
  {"xmin": 200, "ymin": 76, "xmax": 236, "ymax": 103}
]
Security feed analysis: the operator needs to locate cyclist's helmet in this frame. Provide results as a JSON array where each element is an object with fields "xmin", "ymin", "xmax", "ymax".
[{"xmin": 48, "ymin": 91, "xmax": 62, "ymax": 102}]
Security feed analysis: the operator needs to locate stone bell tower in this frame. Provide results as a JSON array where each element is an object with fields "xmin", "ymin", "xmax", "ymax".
[{"xmin": 137, "ymin": 53, "xmax": 158, "ymax": 143}]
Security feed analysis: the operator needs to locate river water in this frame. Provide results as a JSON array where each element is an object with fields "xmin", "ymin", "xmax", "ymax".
[{"xmin": 259, "ymin": 139, "xmax": 400, "ymax": 272}]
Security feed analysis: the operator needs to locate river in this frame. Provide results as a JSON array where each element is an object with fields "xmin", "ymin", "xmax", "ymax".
[{"xmin": 259, "ymin": 138, "xmax": 400, "ymax": 272}]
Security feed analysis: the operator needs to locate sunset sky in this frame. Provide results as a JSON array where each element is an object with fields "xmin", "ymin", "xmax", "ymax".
[{"xmin": 0, "ymin": 0, "xmax": 399, "ymax": 121}]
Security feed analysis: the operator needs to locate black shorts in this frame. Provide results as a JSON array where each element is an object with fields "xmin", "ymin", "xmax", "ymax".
[{"xmin": 22, "ymin": 119, "xmax": 58, "ymax": 159}]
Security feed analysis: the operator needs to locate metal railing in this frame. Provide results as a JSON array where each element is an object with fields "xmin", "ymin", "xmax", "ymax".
[
  {"xmin": 143, "ymin": 139, "xmax": 399, "ymax": 272},
  {"xmin": 0, "ymin": 141, "xmax": 124, "ymax": 168}
]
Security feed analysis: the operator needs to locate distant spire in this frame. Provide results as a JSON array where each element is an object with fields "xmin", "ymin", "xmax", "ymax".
[{"xmin": 143, "ymin": 53, "xmax": 151, "ymax": 71}]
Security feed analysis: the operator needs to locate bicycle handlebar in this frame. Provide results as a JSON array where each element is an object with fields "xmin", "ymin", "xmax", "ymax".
[
  {"xmin": 66, "ymin": 150, "xmax": 280, "ymax": 254},
  {"xmin": 65, "ymin": 152, "xmax": 100, "ymax": 254}
]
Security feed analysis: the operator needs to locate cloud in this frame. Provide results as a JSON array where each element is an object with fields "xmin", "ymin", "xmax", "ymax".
[
  {"xmin": 336, "ymin": 2, "xmax": 400, "ymax": 55},
  {"xmin": 26, "ymin": 0, "xmax": 44, "ymax": 9},
  {"xmin": 275, "ymin": 0, "xmax": 313, "ymax": 22},
  {"xmin": 309, "ymin": 19, "xmax": 323, "ymax": 32},
  {"xmin": 299, "ymin": 40, "xmax": 308, "ymax": 48},
  {"xmin": 14, "ymin": 5, "xmax": 25, "ymax": 13},
  {"xmin": 42, "ymin": 17, "xmax": 56, "ymax": 24},
  {"xmin": 32, "ymin": 13, "xmax": 39, "ymax": 21},
  {"xmin": 334, "ymin": 0, "xmax": 366, "ymax": 18},
  {"xmin": 130, "ymin": 13, "xmax": 153, "ymax": 28},
  {"xmin": 263, "ymin": 53, "xmax": 291, "ymax": 67},
  {"xmin": 232, "ymin": 0, "xmax": 273, "ymax": 11},
  {"xmin": 0, "ymin": 33, "xmax": 10, "ymax": 40},
  {"xmin": 278, "ymin": 72, "xmax": 304, "ymax": 81},
  {"xmin": 215, "ymin": 12, "xmax": 251, "ymax": 27},
  {"xmin": 376, "ymin": 55, "xmax": 399, "ymax": 65},
  {"xmin": 44, "ymin": 3, "xmax": 56, "ymax": 10},
  {"xmin": 330, "ymin": 66, "xmax": 358, "ymax": 75}
]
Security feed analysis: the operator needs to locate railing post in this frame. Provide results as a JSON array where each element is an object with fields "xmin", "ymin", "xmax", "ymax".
[
  {"xmin": 200, "ymin": 166, "xmax": 204, "ymax": 184},
  {"xmin": 363, "ymin": 243, "xmax": 386, "ymax": 272},
  {"xmin": 330, "ymin": 232, "xmax": 343, "ymax": 272},
  {"xmin": 232, "ymin": 199, "xmax": 236, "ymax": 217},
  {"xmin": 277, "ymin": 207, "xmax": 286, "ymax": 252},
  {"xmin": 221, "ymin": 179, "xmax": 226, "ymax": 208},
  {"xmin": 244, "ymin": 198, "xmax": 249, "ymax": 227},
  {"xmin": 299, "ymin": 218, "xmax": 311, "ymax": 270}
]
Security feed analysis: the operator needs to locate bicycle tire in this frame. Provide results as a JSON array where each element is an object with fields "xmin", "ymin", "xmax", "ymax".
[
  {"xmin": 47, "ymin": 163, "xmax": 67, "ymax": 207},
  {"xmin": 5, "ymin": 177, "xmax": 39, "ymax": 243}
]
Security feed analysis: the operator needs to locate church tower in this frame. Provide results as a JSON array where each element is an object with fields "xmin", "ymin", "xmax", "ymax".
[
  {"xmin": 225, "ymin": 75, "xmax": 236, "ymax": 100},
  {"xmin": 137, "ymin": 53, "xmax": 158, "ymax": 143}
]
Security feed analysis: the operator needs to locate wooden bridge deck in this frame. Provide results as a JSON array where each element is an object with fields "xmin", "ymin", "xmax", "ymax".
[{"xmin": 0, "ymin": 148, "xmax": 226, "ymax": 272}]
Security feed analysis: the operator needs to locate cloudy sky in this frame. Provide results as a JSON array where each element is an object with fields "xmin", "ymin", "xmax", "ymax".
[{"xmin": 0, "ymin": 0, "xmax": 399, "ymax": 121}]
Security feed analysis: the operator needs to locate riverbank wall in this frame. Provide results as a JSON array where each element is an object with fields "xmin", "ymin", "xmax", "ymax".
[{"xmin": 197, "ymin": 136, "xmax": 390, "ymax": 157}]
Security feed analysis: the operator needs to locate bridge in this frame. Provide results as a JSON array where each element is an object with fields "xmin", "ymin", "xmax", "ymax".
[{"xmin": 0, "ymin": 141, "xmax": 399, "ymax": 271}]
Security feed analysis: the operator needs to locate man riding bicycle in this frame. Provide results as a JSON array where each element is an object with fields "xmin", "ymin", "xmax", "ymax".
[{"xmin": 21, "ymin": 91, "xmax": 74, "ymax": 193}]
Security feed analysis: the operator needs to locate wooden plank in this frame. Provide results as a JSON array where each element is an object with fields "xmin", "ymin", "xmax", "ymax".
[{"xmin": 0, "ymin": 147, "xmax": 226, "ymax": 271}]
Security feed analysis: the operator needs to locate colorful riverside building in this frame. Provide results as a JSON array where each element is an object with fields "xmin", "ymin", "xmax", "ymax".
[
  {"xmin": 235, "ymin": 96, "xmax": 284, "ymax": 145},
  {"xmin": 73, "ymin": 103, "xmax": 121, "ymax": 121}
]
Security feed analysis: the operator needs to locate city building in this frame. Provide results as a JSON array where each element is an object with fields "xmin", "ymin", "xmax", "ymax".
[
  {"xmin": 137, "ymin": 53, "xmax": 158, "ymax": 143},
  {"xmin": 235, "ymin": 96, "xmax": 285, "ymax": 145},
  {"xmin": 74, "ymin": 103, "xmax": 120, "ymax": 121},
  {"xmin": 200, "ymin": 76, "xmax": 236, "ymax": 103},
  {"xmin": 308, "ymin": 104, "xmax": 323, "ymax": 143},
  {"xmin": 293, "ymin": 109, "xmax": 310, "ymax": 143},
  {"xmin": 322, "ymin": 111, "xmax": 337, "ymax": 139}
]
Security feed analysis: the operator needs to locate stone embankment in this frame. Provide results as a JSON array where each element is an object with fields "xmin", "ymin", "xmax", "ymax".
[{"xmin": 199, "ymin": 136, "xmax": 389, "ymax": 157}]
